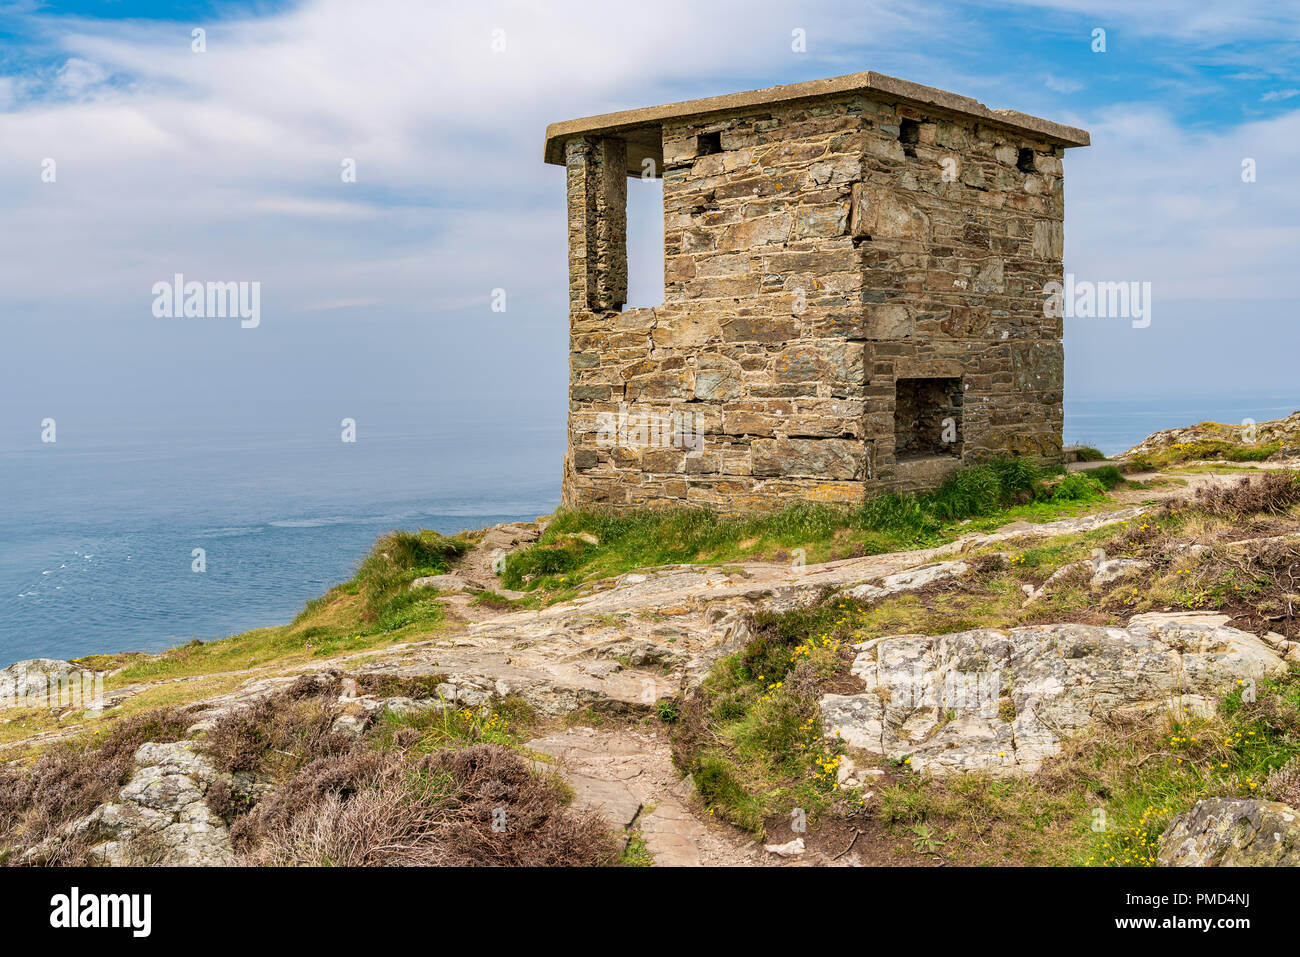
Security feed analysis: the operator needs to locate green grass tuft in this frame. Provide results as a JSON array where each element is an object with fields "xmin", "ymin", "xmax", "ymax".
[{"xmin": 504, "ymin": 457, "xmax": 1116, "ymax": 595}]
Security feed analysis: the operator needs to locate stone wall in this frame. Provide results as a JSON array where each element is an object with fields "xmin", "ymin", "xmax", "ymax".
[{"xmin": 562, "ymin": 91, "xmax": 1066, "ymax": 511}]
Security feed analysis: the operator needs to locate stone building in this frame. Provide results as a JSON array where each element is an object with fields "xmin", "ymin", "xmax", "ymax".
[{"xmin": 544, "ymin": 72, "xmax": 1089, "ymax": 511}]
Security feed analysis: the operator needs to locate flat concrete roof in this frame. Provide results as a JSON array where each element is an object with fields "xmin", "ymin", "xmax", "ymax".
[{"xmin": 544, "ymin": 71, "xmax": 1090, "ymax": 171}]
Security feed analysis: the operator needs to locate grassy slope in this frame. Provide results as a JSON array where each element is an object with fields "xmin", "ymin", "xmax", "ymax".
[
  {"xmin": 1127, "ymin": 440, "xmax": 1282, "ymax": 471},
  {"xmin": 668, "ymin": 470, "xmax": 1300, "ymax": 865}
]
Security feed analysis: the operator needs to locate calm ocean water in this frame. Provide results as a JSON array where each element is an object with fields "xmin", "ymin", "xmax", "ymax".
[
  {"xmin": 3, "ymin": 390, "xmax": 1298, "ymax": 668},
  {"xmin": 0, "ymin": 401, "xmax": 563, "ymax": 667}
]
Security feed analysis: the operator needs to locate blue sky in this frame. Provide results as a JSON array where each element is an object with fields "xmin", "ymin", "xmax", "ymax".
[{"xmin": 1, "ymin": 0, "xmax": 1298, "ymax": 449}]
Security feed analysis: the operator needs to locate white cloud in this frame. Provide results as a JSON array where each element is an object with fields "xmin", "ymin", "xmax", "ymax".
[
  {"xmin": 1067, "ymin": 106, "xmax": 1300, "ymax": 300},
  {"xmin": 0, "ymin": 0, "xmax": 1295, "ymax": 337},
  {"xmin": 0, "ymin": 0, "xmax": 949, "ymax": 320},
  {"xmin": 54, "ymin": 57, "xmax": 109, "ymax": 96}
]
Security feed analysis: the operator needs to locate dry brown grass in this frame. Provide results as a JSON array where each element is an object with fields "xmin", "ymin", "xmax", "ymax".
[
  {"xmin": 352, "ymin": 672, "xmax": 447, "ymax": 698},
  {"xmin": 202, "ymin": 690, "xmax": 353, "ymax": 779},
  {"xmin": 196, "ymin": 679, "xmax": 618, "ymax": 865},
  {"xmin": 1264, "ymin": 756, "xmax": 1300, "ymax": 806},
  {"xmin": 1194, "ymin": 471, "xmax": 1300, "ymax": 517},
  {"xmin": 232, "ymin": 744, "xmax": 617, "ymax": 866}
]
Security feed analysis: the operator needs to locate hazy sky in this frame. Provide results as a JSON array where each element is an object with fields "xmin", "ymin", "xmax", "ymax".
[{"xmin": 1, "ymin": 0, "xmax": 1298, "ymax": 449}]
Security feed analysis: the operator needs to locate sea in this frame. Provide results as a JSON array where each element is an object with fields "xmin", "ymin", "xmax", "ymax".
[{"xmin": 3, "ymin": 390, "xmax": 1298, "ymax": 667}]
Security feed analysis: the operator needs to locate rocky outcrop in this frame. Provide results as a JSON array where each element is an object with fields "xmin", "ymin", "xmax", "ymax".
[
  {"xmin": 1020, "ymin": 555, "xmax": 1149, "ymax": 606},
  {"xmin": 764, "ymin": 837, "xmax": 806, "ymax": 858},
  {"xmin": 1, "ymin": 658, "xmax": 74, "ymax": 698},
  {"xmin": 26, "ymin": 741, "xmax": 237, "ymax": 866},
  {"xmin": 820, "ymin": 612, "xmax": 1286, "ymax": 776},
  {"xmin": 1121, "ymin": 411, "xmax": 1300, "ymax": 462},
  {"xmin": 180, "ymin": 672, "xmax": 339, "ymax": 734},
  {"xmin": 1157, "ymin": 798, "xmax": 1300, "ymax": 866}
]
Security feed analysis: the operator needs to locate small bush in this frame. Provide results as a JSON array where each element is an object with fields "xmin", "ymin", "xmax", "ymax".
[
  {"xmin": 1227, "ymin": 443, "xmax": 1281, "ymax": 462},
  {"xmin": 1049, "ymin": 472, "xmax": 1104, "ymax": 502},
  {"xmin": 374, "ymin": 591, "xmax": 445, "ymax": 631},
  {"xmin": 1194, "ymin": 472, "xmax": 1300, "ymax": 517},
  {"xmin": 202, "ymin": 692, "xmax": 353, "ymax": 778},
  {"xmin": 743, "ymin": 604, "xmax": 841, "ymax": 683},
  {"xmin": 852, "ymin": 491, "xmax": 932, "ymax": 538},
  {"xmin": 229, "ymin": 749, "xmax": 421, "ymax": 860},
  {"xmin": 691, "ymin": 755, "xmax": 763, "ymax": 832},
  {"xmin": 988, "ymin": 456, "xmax": 1044, "ymax": 498},
  {"xmin": 655, "ymin": 700, "xmax": 680, "ymax": 723},
  {"xmin": 233, "ymin": 745, "xmax": 617, "ymax": 866},
  {"xmin": 369, "ymin": 700, "xmax": 525, "ymax": 753},
  {"xmin": 1087, "ymin": 464, "xmax": 1125, "ymax": 490},
  {"xmin": 501, "ymin": 539, "xmax": 591, "ymax": 588},
  {"xmin": 925, "ymin": 457, "xmax": 1064, "ymax": 521},
  {"xmin": 929, "ymin": 465, "xmax": 1004, "ymax": 520},
  {"xmin": 1264, "ymin": 756, "xmax": 1300, "ymax": 807}
]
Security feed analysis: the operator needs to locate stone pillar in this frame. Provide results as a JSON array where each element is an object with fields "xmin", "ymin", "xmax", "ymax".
[{"xmin": 565, "ymin": 137, "xmax": 627, "ymax": 312}]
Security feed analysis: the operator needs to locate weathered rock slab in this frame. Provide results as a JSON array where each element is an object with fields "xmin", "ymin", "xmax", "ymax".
[
  {"xmin": 821, "ymin": 614, "xmax": 1286, "ymax": 776},
  {"xmin": 1157, "ymin": 798, "xmax": 1300, "ymax": 866},
  {"xmin": 77, "ymin": 741, "xmax": 234, "ymax": 866}
]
